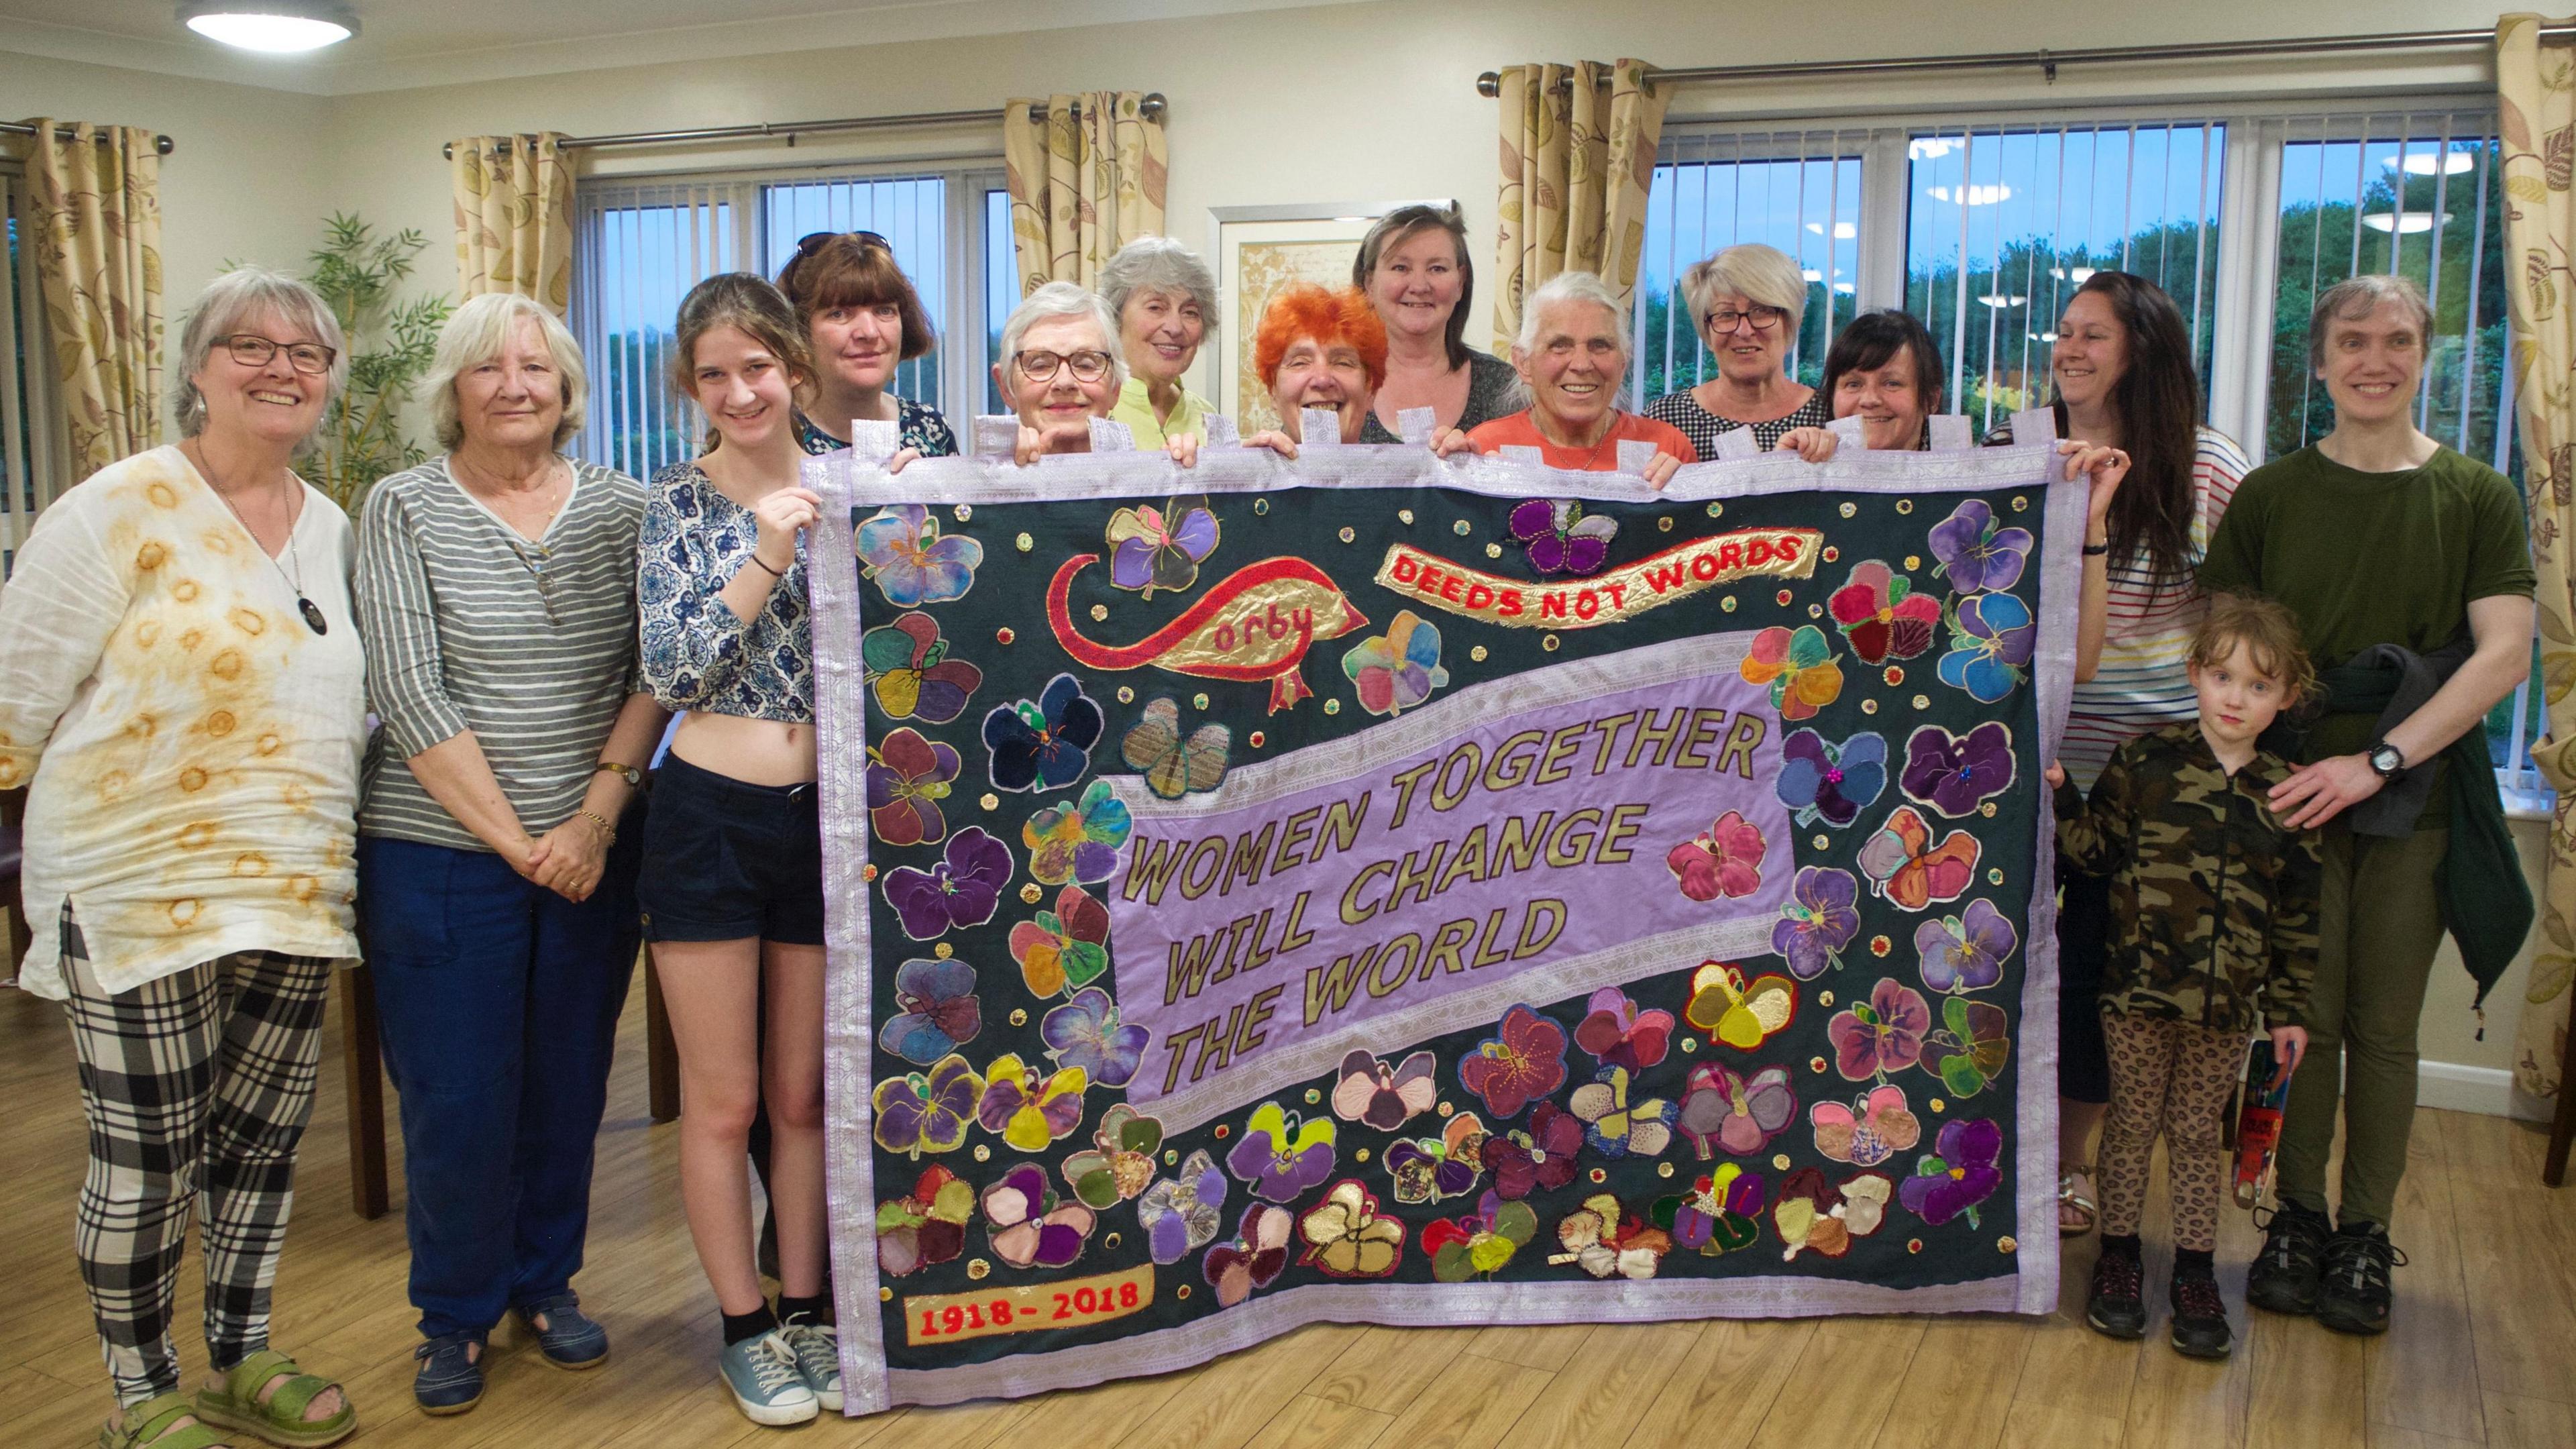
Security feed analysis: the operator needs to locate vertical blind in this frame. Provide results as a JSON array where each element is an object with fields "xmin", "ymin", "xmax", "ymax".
[{"xmin": 1, "ymin": 172, "xmax": 56, "ymax": 574}]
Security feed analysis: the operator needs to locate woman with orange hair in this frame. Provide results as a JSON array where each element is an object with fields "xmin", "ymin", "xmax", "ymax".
[{"xmin": 1253, "ymin": 283, "xmax": 1388, "ymax": 444}]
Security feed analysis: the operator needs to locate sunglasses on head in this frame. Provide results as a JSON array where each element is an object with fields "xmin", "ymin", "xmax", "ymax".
[{"xmin": 794, "ymin": 229, "xmax": 892, "ymax": 260}]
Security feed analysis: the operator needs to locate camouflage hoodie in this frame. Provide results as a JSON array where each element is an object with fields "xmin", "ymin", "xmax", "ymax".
[{"xmin": 2053, "ymin": 722, "xmax": 2320, "ymax": 1036}]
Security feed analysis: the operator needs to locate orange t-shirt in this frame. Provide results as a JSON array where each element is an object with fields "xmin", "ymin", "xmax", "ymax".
[{"xmin": 1464, "ymin": 409, "xmax": 1701, "ymax": 470}]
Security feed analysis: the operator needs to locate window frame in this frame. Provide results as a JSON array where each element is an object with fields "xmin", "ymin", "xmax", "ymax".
[{"xmin": 1, "ymin": 162, "xmax": 63, "ymax": 574}]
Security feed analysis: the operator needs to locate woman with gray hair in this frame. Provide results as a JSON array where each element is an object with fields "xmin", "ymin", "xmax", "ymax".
[
  {"xmin": 0, "ymin": 266, "xmax": 364, "ymax": 1448},
  {"xmin": 1099, "ymin": 236, "xmax": 1226, "ymax": 447},
  {"xmin": 353, "ymin": 290, "xmax": 664, "ymax": 1415},
  {"xmin": 1456, "ymin": 270, "xmax": 1695, "ymax": 483},
  {"xmin": 1642, "ymin": 241, "xmax": 1831, "ymax": 454}
]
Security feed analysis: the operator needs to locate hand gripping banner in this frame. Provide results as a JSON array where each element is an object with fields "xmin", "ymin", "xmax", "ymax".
[{"xmin": 808, "ymin": 435, "xmax": 2081, "ymax": 1412}]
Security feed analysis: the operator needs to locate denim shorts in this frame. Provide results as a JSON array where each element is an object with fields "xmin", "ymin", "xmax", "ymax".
[{"xmin": 638, "ymin": 753, "xmax": 827, "ymax": 945}]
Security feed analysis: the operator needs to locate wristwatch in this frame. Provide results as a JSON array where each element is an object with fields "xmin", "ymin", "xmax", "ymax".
[
  {"xmin": 596, "ymin": 760, "xmax": 643, "ymax": 788},
  {"xmin": 2366, "ymin": 740, "xmax": 2406, "ymax": 780}
]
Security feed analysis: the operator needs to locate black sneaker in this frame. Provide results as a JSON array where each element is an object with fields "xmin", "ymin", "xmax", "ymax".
[
  {"xmin": 2316, "ymin": 1224, "xmax": 2406, "ymax": 1335},
  {"xmin": 2085, "ymin": 1246, "xmax": 2147, "ymax": 1339},
  {"xmin": 2169, "ymin": 1273, "xmax": 2233, "ymax": 1358},
  {"xmin": 2246, "ymin": 1202, "xmax": 2331, "ymax": 1315}
]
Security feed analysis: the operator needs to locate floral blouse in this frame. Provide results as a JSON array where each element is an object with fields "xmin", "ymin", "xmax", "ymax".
[
  {"xmin": 794, "ymin": 395, "xmax": 959, "ymax": 458},
  {"xmin": 638, "ymin": 462, "xmax": 814, "ymax": 722}
]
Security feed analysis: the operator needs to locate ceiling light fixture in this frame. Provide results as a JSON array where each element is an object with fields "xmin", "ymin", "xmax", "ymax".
[
  {"xmin": 2361, "ymin": 212, "xmax": 2436, "ymax": 234},
  {"xmin": 178, "ymin": 1, "xmax": 358, "ymax": 53},
  {"xmin": 1926, "ymin": 183, "xmax": 2012, "ymax": 207},
  {"xmin": 2387, "ymin": 151, "xmax": 2476, "ymax": 176}
]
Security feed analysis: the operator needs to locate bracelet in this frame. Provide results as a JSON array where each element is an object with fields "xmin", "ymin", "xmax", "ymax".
[
  {"xmin": 2082, "ymin": 541, "xmax": 2110, "ymax": 556},
  {"xmin": 576, "ymin": 808, "xmax": 616, "ymax": 845},
  {"xmin": 748, "ymin": 553, "xmax": 788, "ymax": 579}
]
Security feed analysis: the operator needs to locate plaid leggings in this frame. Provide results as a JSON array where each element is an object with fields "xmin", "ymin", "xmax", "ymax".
[
  {"xmin": 60, "ymin": 910, "xmax": 335, "ymax": 1405},
  {"xmin": 2098, "ymin": 1008, "xmax": 2244, "ymax": 1252}
]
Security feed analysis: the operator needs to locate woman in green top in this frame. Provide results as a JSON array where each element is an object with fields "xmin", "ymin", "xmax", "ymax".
[
  {"xmin": 2200, "ymin": 273, "xmax": 2534, "ymax": 1338},
  {"xmin": 1101, "ymin": 236, "xmax": 1223, "ymax": 447}
]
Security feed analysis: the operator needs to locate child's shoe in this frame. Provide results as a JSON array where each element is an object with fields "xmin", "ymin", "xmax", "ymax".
[
  {"xmin": 718, "ymin": 1332, "xmax": 818, "ymax": 1426},
  {"xmin": 779, "ymin": 1316, "xmax": 843, "ymax": 1412},
  {"xmin": 2245, "ymin": 1201, "xmax": 2331, "ymax": 1314},
  {"xmin": 2169, "ymin": 1271, "xmax": 2233, "ymax": 1358},
  {"xmin": 2315, "ymin": 1222, "xmax": 2405, "ymax": 1335},
  {"xmin": 2084, "ymin": 1242, "xmax": 2147, "ymax": 1339}
]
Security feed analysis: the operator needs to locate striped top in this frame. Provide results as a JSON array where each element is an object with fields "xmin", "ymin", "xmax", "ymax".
[
  {"xmin": 2061, "ymin": 425, "xmax": 2250, "ymax": 792},
  {"xmin": 355, "ymin": 457, "xmax": 648, "ymax": 851}
]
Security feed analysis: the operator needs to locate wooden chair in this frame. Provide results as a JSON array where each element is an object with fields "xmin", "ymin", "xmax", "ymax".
[{"xmin": 1, "ymin": 787, "xmax": 28, "ymax": 977}]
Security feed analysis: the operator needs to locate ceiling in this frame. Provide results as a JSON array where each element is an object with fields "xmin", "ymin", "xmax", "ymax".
[{"xmin": 0, "ymin": 0, "xmax": 1346, "ymax": 94}]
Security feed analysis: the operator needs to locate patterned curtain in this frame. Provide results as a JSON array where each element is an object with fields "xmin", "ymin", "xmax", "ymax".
[
  {"xmin": 2499, "ymin": 15, "xmax": 2576, "ymax": 1103},
  {"xmin": 11, "ymin": 119, "xmax": 163, "ymax": 483},
  {"xmin": 1001, "ymin": 93, "xmax": 1168, "ymax": 298},
  {"xmin": 1491, "ymin": 60, "xmax": 1668, "ymax": 351},
  {"xmin": 449, "ymin": 133, "xmax": 574, "ymax": 315}
]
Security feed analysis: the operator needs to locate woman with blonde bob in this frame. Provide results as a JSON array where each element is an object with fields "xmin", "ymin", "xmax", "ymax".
[
  {"xmin": 354, "ymin": 291, "xmax": 663, "ymax": 1415},
  {"xmin": 1642, "ymin": 241, "xmax": 1831, "ymax": 453},
  {"xmin": 0, "ymin": 266, "xmax": 366, "ymax": 1449}
]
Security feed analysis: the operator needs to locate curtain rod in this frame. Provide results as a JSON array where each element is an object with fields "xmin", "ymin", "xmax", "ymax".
[
  {"xmin": 439, "ymin": 93, "xmax": 1165, "ymax": 160},
  {"xmin": 0, "ymin": 121, "xmax": 175, "ymax": 156},
  {"xmin": 1473, "ymin": 25, "xmax": 2574, "ymax": 95}
]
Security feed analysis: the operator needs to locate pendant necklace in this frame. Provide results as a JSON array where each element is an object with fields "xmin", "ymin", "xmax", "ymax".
[{"xmin": 194, "ymin": 443, "xmax": 327, "ymax": 635}]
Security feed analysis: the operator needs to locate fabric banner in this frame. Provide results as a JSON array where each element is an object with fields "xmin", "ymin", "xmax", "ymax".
[{"xmin": 808, "ymin": 439, "xmax": 2080, "ymax": 1413}]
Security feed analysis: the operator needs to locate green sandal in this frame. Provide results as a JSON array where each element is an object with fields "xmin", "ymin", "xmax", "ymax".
[
  {"xmin": 191, "ymin": 1352, "xmax": 355, "ymax": 1449},
  {"xmin": 100, "ymin": 1390, "xmax": 235, "ymax": 1449}
]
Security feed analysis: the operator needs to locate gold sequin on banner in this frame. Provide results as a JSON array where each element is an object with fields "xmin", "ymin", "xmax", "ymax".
[
  {"xmin": 1470, "ymin": 645, "xmax": 1489, "ymax": 662},
  {"xmin": 1104, "ymin": 1232, "xmax": 1121, "ymax": 1249},
  {"xmin": 1839, "ymin": 502, "xmax": 1858, "ymax": 519},
  {"xmin": 1808, "ymin": 604, "xmax": 1824, "ymax": 619},
  {"xmin": 1929, "ymin": 1098, "xmax": 1945, "ymax": 1113},
  {"xmin": 1589, "ymin": 1168, "xmax": 1608, "ymax": 1185},
  {"xmin": 1861, "ymin": 699, "xmax": 1878, "ymax": 714},
  {"xmin": 1706, "ymin": 501, "xmax": 1725, "ymax": 517},
  {"xmin": 1452, "ymin": 519, "xmax": 1471, "ymax": 535},
  {"xmin": 1339, "ymin": 527, "xmax": 1356, "ymax": 543},
  {"xmin": 1010, "ymin": 1009, "xmax": 1027, "ymax": 1027},
  {"xmin": 967, "ymin": 1258, "xmax": 990, "ymax": 1279},
  {"xmin": 973, "ymin": 1146, "xmax": 990, "ymax": 1163},
  {"xmin": 879, "ymin": 1286, "xmax": 894, "ymax": 1302},
  {"xmin": 996, "ymin": 627, "xmax": 1015, "ymax": 645},
  {"xmin": 1019, "ymin": 882, "xmax": 1042, "ymax": 904},
  {"xmin": 2011, "ymin": 496, "xmax": 2029, "ymax": 511},
  {"xmin": 1193, "ymin": 693, "xmax": 1210, "ymax": 710},
  {"xmin": 1884, "ymin": 665, "xmax": 1904, "ymax": 686},
  {"xmin": 1870, "ymin": 935, "xmax": 1892, "ymax": 956},
  {"xmin": 934, "ymin": 943, "xmax": 953, "ymax": 959},
  {"xmin": 1305, "ymin": 1088, "xmax": 1320, "ymax": 1105},
  {"xmin": 1681, "ymin": 1036, "xmax": 1699, "ymax": 1054},
  {"xmin": 1354, "ymin": 1148, "xmax": 1371, "ymax": 1164},
  {"xmin": 1812, "ymin": 834, "xmax": 1829, "ymax": 851},
  {"xmin": 863, "ymin": 863, "xmax": 877, "ymax": 882},
  {"xmin": 1248, "ymin": 731, "xmax": 1265, "ymax": 748},
  {"xmin": 1907, "ymin": 1238, "xmax": 1923, "ymax": 1254},
  {"xmin": 1810, "ymin": 1055, "xmax": 1829, "ymax": 1073},
  {"xmin": 1981, "ymin": 802, "xmax": 1998, "ymax": 817},
  {"xmin": 1437, "ymin": 1102, "xmax": 1454, "ymax": 1118},
  {"xmin": 1397, "ymin": 508, "xmax": 1415, "ymax": 525},
  {"xmin": 1721, "ymin": 596, "xmax": 1738, "ymax": 612},
  {"xmin": 1818, "ymin": 990, "xmax": 1835, "ymax": 1008},
  {"xmin": 1252, "ymin": 498, "xmax": 1270, "ymax": 515},
  {"xmin": 1164, "ymin": 1149, "xmax": 1178, "ymax": 1165},
  {"xmin": 1117, "ymin": 686, "xmax": 1134, "ymax": 704},
  {"xmin": 1896, "ymin": 499, "xmax": 1914, "ymax": 515},
  {"xmin": 1821, "ymin": 545, "xmax": 1839, "ymax": 562},
  {"xmin": 1904, "ymin": 554, "xmax": 1921, "ymax": 570},
  {"xmin": 1542, "ymin": 635, "xmax": 1561, "ymax": 652},
  {"xmin": 1015, "ymin": 532, "xmax": 1033, "ymax": 553},
  {"xmin": 1324, "ymin": 698, "xmax": 1341, "ymax": 714},
  {"xmin": 1913, "ymin": 694, "xmax": 1930, "ymax": 710},
  {"xmin": 1658, "ymin": 516, "xmax": 1675, "ymax": 532},
  {"xmin": 1091, "ymin": 604, "xmax": 1109, "ymax": 622},
  {"xmin": 1998, "ymin": 1236, "xmax": 2019, "ymax": 1254},
  {"xmin": 1176, "ymin": 1285, "xmax": 1191, "ymax": 1301},
  {"xmin": 981, "ymin": 793, "xmax": 1000, "ymax": 811},
  {"xmin": 1988, "ymin": 868, "xmax": 2005, "ymax": 885},
  {"xmin": 1772, "ymin": 1153, "xmax": 1792, "ymax": 1171},
  {"xmin": 1658, "ymin": 1162, "xmax": 1674, "ymax": 1177},
  {"xmin": 1485, "ymin": 541, "xmax": 1504, "ymax": 559},
  {"xmin": 953, "ymin": 504, "xmax": 973, "ymax": 522}
]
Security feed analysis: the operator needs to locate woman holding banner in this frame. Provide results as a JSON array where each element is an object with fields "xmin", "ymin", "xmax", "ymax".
[
  {"xmin": 1102, "ymin": 237, "xmax": 1225, "ymax": 448},
  {"xmin": 1351, "ymin": 204, "xmax": 1524, "ymax": 443},
  {"xmin": 1452, "ymin": 271, "xmax": 1695, "ymax": 482},
  {"xmin": 1773, "ymin": 308, "xmax": 1948, "ymax": 460},
  {"xmin": 1254, "ymin": 283, "xmax": 1388, "ymax": 444},
  {"xmin": 1642, "ymin": 242, "xmax": 1832, "ymax": 455}
]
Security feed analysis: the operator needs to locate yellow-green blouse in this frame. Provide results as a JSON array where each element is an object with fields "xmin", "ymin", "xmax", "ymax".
[{"xmin": 1110, "ymin": 376, "xmax": 1217, "ymax": 448}]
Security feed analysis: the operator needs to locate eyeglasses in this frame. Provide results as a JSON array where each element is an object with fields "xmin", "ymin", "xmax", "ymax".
[
  {"xmin": 218, "ymin": 334, "xmax": 337, "ymax": 375},
  {"xmin": 794, "ymin": 229, "xmax": 891, "ymax": 260},
  {"xmin": 1015, "ymin": 349, "xmax": 1114, "ymax": 383},
  {"xmin": 1705, "ymin": 305, "xmax": 1788, "ymax": 335}
]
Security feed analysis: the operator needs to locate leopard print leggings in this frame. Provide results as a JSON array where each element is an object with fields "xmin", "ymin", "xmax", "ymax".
[{"xmin": 2098, "ymin": 1010, "xmax": 2246, "ymax": 1252}]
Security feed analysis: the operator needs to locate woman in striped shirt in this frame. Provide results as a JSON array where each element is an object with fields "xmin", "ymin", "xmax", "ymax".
[
  {"xmin": 2000, "ymin": 270, "xmax": 2251, "ymax": 1237},
  {"xmin": 354, "ymin": 292, "xmax": 665, "ymax": 1415}
]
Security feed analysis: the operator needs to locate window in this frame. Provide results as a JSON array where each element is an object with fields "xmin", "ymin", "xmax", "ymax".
[
  {"xmin": 1, "ymin": 168, "xmax": 57, "ymax": 576},
  {"xmin": 571, "ymin": 160, "xmax": 1007, "ymax": 478}
]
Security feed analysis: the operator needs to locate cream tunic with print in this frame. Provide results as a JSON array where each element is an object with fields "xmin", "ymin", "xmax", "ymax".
[{"xmin": 0, "ymin": 446, "xmax": 366, "ymax": 998}]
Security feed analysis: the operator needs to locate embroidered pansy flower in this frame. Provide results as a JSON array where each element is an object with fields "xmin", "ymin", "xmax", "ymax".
[
  {"xmin": 871, "ymin": 1053, "xmax": 983, "ymax": 1159},
  {"xmin": 983, "ymin": 1161, "xmax": 1093, "ymax": 1269},
  {"xmin": 1684, "ymin": 959, "xmax": 1799, "ymax": 1050},
  {"xmin": 1774, "ymin": 1167, "xmax": 1894, "ymax": 1261},
  {"xmin": 1654, "ymin": 1163, "xmax": 1765, "ymax": 1256},
  {"xmin": 1136, "ymin": 1149, "xmax": 1226, "ymax": 1264},
  {"xmin": 1676, "ymin": 1062, "xmax": 1795, "ymax": 1159},
  {"xmin": 1039, "ymin": 987, "xmax": 1147, "ymax": 1089},
  {"xmin": 857, "ymin": 502, "xmax": 984, "ymax": 608},
  {"xmin": 1828, "ymin": 559, "xmax": 1942, "ymax": 664},
  {"xmin": 1570, "ymin": 1065, "xmax": 1676, "ymax": 1159},
  {"xmin": 1008, "ymin": 884, "xmax": 1110, "ymax": 998},
  {"xmin": 1554, "ymin": 1193, "xmax": 1673, "ymax": 1280},
  {"xmin": 1927, "ymin": 497, "xmax": 2033, "ymax": 594},
  {"xmin": 1021, "ymin": 778, "xmax": 1132, "ymax": 886},
  {"xmin": 1810, "ymin": 1084, "xmax": 1923, "ymax": 1167},
  {"xmin": 1424, "ymin": 1191, "xmax": 1539, "ymax": 1283},
  {"xmin": 1923, "ymin": 996, "xmax": 2012, "ymax": 1099},
  {"xmin": 1297, "ymin": 1179, "xmax": 1407, "ymax": 1278},
  {"xmin": 1330, "ymin": 1049, "xmax": 1438, "ymax": 1130},
  {"xmin": 1829, "ymin": 977, "xmax": 1932, "ymax": 1081},
  {"xmin": 1061, "ymin": 1104, "xmax": 1163, "ymax": 1210},
  {"xmin": 1917, "ymin": 897, "xmax": 2017, "ymax": 993},
  {"xmin": 875, "ymin": 1165, "xmax": 973, "ymax": 1277},
  {"xmin": 1572, "ymin": 986, "xmax": 1675, "ymax": 1073},
  {"xmin": 982, "ymin": 673, "xmax": 1106, "ymax": 793},
  {"xmin": 1204, "ymin": 1203, "xmax": 1294, "ymax": 1306},
  {"xmin": 881, "ymin": 826, "xmax": 1012, "ymax": 941},
  {"xmin": 865, "ymin": 727, "xmax": 960, "ymax": 849},
  {"xmin": 1387, "ymin": 1112, "xmax": 1487, "ymax": 1205},
  {"xmin": 1898, "ymin": 722, "xmax": 2017, "ymax": 818},
  {"xmin": 1772, "ymin": 866, "xmax": 1862, "ymax": 980},
  {"xmin": 1857, "ymin": 805, "xmax": 1980, "ymax": 912},
  {"xmin": 877, "ymin": 956, "xmax": 981, "ymax": 1065},
  {"xmin": 860, "ymin": 612, "xmax": 983, "ymax": 722},
  {"xmin": 1668, "ymin": 810, "xmax": 1769, "ymax": 902},
  {"xmin": 1106, "ymin": 495, "xmax": 1221, "ymax": 598},
  {"xmin": 1486, "ymin": 1101, "xmax": 1583, "ymax": 1199},
  {"xmin": 975, "ymin": 1053, "xmax": 1087, "ymax": 1151},
  {"xmin": 1342, "ymin": 609, "xmax": 1451, "ymax": 717},
  {"xmin": 1226, "ymin": 1102, "xmax": 1338, "ymax": 1203},
  {"xmin": 1777, "ymin": 729, "xmax": 1888, "ymax": 828},
  {"xmin": 1897, "ymin": 1117, "xmax": 2004, "ymax": 1228},
  {"xmin": 1739, "ymin": 624, "xmax": 1845, "ymax": 720},
  {"xmin": 1937, "ymin": 592, "xmax": 2037, "ymax": 704},
  {"xmin": 1509, "ymin": 497, "xmax": 1618, "ymax": 577},
  {"xmin": 1456, "ymin": 1004, "xmax": 1570, "ymax": 1118}
]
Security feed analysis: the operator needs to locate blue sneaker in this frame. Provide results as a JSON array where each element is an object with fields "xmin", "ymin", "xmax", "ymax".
[
  {"xmin": 779, "ymin": 1316, "xmax": 843, "ymax": 1412},
  {"xmin": 413, "ymin": 1332, "xmax": 484, "ymax": 1415},
  {"xmin": 717, "ymin": 1332, "xmax": 817, "ymax": 1426},
  {"xmin": 516, "ymin": 1293, "xmax": 610, "ymax": 1371}
]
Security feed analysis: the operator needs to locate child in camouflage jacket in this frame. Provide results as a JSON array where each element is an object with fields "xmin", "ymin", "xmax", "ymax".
[{"xmin": 2049, "ymin": 594, "xmax": 2321, "ymax": 1361}]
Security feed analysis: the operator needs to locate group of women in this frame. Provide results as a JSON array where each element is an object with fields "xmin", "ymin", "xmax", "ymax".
[{"xmin": 0, "ymin": 189, "xmax": 2514, "ymax": 1445}]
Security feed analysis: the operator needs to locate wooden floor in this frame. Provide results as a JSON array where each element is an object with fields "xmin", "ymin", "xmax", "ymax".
[{"xmin": 5, "ymin": 972, "xmax": 2575, "ymax": 1449}]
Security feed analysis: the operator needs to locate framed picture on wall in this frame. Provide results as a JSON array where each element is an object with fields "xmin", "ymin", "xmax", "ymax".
[{"xmin": 1207, "ymin": 199, "xmax": 1454, "ymax": 431}]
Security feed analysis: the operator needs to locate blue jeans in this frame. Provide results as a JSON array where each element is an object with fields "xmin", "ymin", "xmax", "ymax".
[{"xmin": 359, "ymin": 822, "xmax": 642, "ymax": 1340}]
